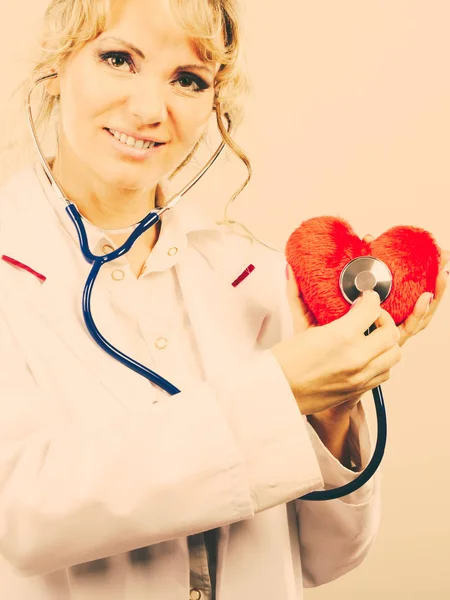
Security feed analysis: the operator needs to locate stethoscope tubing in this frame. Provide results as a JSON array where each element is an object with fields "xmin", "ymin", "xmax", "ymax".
[
  {"xmin": 72, "ymin": 197, "xmax": 388, "ymax": 501},
  {"xmin": 26, "ymin": 72, "xmax": 388, "ymax": 502},
  {"xmin": 66, "ymin": 204, "xmax": 182, "ymax": 395},
  {"xmin": 302, "ymin": 324, "xmax": 387, "ymax": 500},
  {"xmin": 302, "ymin": 384, "xmax": 386, "ymax": 500}
]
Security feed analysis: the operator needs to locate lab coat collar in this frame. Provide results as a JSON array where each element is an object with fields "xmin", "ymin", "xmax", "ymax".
[
  {"xmin": 33, "ymin": 159, "xmax": 225, "ymax": 243},
  {"xmin": 0, "ymin": 163, "xmax": 269, "ymax": 405},
  {"xmin": 0, "ymin": 162, "xmax": 228, "ymax": 277},
  {"xmin": 31, "ymin": 160, "xmax": 226, "ymax": 276}
]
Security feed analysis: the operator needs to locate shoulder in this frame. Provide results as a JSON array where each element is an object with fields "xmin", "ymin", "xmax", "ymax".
[
  {"xmin": 0, "ymin": 163, "xmax": 40, "ymax": 202},
  {"xmin": 0, "ymin": 164, "xmax": 44, "ymax": 234},
  {"xmin": 0, "ymin": 161, "xmax": 58, "ymax": 233}
]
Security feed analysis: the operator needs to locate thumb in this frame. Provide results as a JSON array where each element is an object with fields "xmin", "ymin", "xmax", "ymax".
[
  {"xmin": 285, "ymin": 264, "xmax": 316, "ymax": 332},
  {"xmin": 337, "ymin": 290, "xmax": 382, "ymax": 335}
]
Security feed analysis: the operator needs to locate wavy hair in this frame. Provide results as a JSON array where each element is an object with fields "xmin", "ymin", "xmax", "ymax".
[{"xmin": 1, "ymin": 0, "xmax": 280, "ymax": 251}]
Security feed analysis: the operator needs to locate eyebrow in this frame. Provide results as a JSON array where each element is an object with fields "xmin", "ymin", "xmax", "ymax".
[{"xmin": 99, "ymin": 36, "xmax": 214, "ymax": 74}]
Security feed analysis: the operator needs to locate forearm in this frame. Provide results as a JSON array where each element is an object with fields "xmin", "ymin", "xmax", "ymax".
[{"xmin": 306, "ymin": 408, "xmax": 354, "ymax": 469}]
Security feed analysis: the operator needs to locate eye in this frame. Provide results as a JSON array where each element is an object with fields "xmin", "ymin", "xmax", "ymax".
[
  {"xmin": 99, "ymin": 51, "xmax": 135, "ymax": 72},
  {"xmin": 173, "ymin": 72, "xmax": 211, "ymax": 93}
]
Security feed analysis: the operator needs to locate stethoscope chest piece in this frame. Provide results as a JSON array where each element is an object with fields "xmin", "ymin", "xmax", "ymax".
[{"xmin": 339, "ymin": 256, "xmax": 392, "ymax": 304}]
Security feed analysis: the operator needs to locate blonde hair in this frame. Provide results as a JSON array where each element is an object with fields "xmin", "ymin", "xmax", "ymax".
[{"xmin": 2, "ymin": 0, "xmax": 281, "ymax": 252}]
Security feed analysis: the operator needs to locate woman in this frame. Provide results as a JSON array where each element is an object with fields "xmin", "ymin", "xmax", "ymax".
[{"xmin": 0, "ymin": 0, "xmax": 448, "ymax": 598}]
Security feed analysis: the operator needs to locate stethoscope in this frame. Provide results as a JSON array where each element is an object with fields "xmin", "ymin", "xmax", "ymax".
[{"xmin": 25, "ymin": 73, "xmax": 391, "ymax": 501}]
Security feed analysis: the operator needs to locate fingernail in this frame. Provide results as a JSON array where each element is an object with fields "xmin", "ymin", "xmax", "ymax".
[{"xmin": 429, "ymin": 293, "xmax": 434, "ymax": 305}]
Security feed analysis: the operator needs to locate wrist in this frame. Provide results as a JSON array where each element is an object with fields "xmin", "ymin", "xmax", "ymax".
[
  {"xmin": 312, "ymin": 394, "xmax": 361, "ymax": 421},
  {"xmin": 307, "ymin": 412, "xmax": 351, "ymax": 438},
  {"xmin": 308, "ymin": 405, "xmax": 355, "ymax": 427},
  {"xmin": 307, "ymin": 410, "xmax": 354, "ymax": 469}
]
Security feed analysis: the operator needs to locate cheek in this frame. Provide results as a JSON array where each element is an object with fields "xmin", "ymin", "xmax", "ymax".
[
  {"xmin": 59, "ymin": 68, "xmax": 110, "ymax": 138},
  {"xmin": 172, "ymin": 93, "xmax": 215, "ymax": 141}
]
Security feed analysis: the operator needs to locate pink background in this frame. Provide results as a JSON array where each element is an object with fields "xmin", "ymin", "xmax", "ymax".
[{"xmin": 1, "ymin": 1, "xmax": 449, "ymax": 597}]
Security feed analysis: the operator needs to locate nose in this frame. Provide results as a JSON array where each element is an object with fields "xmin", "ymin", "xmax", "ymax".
[{"xmin": 128, "ymin": 74, "xmax": 168, "ymax": 125}]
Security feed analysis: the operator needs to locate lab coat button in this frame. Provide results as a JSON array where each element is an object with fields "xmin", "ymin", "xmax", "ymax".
[
  {"xmin": 168, "ymin": 246, "xmax": 178, "ymax": 256},
  {"xmin": 102, "ymin": 244, "xmax": 114, "ymax": 254},
  {"xmin": 111, "ymin": 269, "xmax": 125, "ymax": 281},
  {"xmin": 189, "ymin": 589, "xmax": 202, "ymax": 600},
  {"xmin": 155, "ymin": 336, "xmax": 169, "ymax": 349}
]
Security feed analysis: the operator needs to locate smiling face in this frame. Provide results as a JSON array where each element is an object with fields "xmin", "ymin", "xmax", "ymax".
[{"xmin": 52, "ymin": 0, "xmax": 220, "ymax": 192}]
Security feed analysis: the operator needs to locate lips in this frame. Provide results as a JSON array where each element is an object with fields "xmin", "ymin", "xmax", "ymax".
[{"xmin": 105, "ymin": 128, "xmax": 165, "ymax": 145}]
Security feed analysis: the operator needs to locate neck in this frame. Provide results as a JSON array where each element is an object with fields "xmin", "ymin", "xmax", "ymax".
[
  {"xmin": 49, "ymin": 153, "xmax": 167, "ymax": 256},
  {"xmin": 50, "ymin": 155, "xmax": 165, "ymax": 232}
]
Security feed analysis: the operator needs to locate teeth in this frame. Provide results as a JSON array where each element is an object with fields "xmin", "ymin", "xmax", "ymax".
[{"xmin": 110, "ymin": 129, "xmax": 156, "ymax": 150}]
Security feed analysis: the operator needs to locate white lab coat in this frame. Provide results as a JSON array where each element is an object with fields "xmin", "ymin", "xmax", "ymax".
[{"xmin": 0, "ymin": 164, "xmax": 380, "ymax": 599}]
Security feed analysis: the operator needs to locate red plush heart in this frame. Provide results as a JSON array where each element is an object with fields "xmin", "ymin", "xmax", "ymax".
[{"xmin": 285, "ymin": 216, "xmax": 441, "ymax": 326}]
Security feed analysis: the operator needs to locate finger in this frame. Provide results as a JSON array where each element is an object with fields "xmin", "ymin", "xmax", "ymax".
[
  {"xmin": 363, "ymin": 343, "xmax": 402, "ymax": 382},
  {"xmin": 397, "ymin": 292, "xmax": 432, "ymax": 345},
  {"xmin": 363, "ymin": 309, "xmax": 400, "ymax": 357},
  {"xmin": 362, "ymin": 234, "xmax": 374, "ymax": 244},
  {"xmin": 337, "ymin": 290, "xmax": 382, "ymax": 336},
  {"xmin": 435, "ymin": 266, "xmax": 450, "ymax": 298},
  {"xmin": 423, "ymin": 268, "xmax": 450, "ymax": 326},
  {"xmin": 374, "ymin": 306, "xmax": 399, "ymax": 333},
  {"xmin": 439, "ymin": 247, "xmax": 450, "ymax": 270},
  {"xmin": 359, "ymin": 369, "xmax": 392, "ymax": 394},
  {"xmin": 285, "ymin": 264, "xmax": 317, "ymax": 331}
]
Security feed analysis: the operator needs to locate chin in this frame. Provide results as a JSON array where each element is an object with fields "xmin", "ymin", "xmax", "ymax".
[{"xmin": 98, "ymin": 163, "xmax": 160, "ymax": 190}]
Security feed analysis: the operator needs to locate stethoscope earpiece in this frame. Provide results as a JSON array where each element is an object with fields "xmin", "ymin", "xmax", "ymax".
[{"xmin": 339, "ymin": 256, "xmax": 392, "ymax": 304}]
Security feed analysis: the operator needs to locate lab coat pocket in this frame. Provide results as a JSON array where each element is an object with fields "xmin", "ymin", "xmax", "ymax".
[{"xmin": 175, "ymin": 240, "xmax": 270, "ymax": 384}]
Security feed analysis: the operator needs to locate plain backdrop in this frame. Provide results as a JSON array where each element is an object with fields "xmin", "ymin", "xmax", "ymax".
[{"xmin": 1, "ymin": 1, "xmax": 450, "ymax": 597}]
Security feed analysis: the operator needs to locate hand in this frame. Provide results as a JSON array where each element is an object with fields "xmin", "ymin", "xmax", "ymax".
[
  {"xmin": 283, "ymin": 264, "xmax": 397, "ymax": 420},
  {"xmin": 362, "ymin": 234, "xmax": 450, "ymax": 347},
  {"xmin": 284, "ymin": 264, "xmax": 317, "ymax": 334},
  {"xmin": 271, "ymin": 271, "xmax": 402, "ymax": 416}
]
